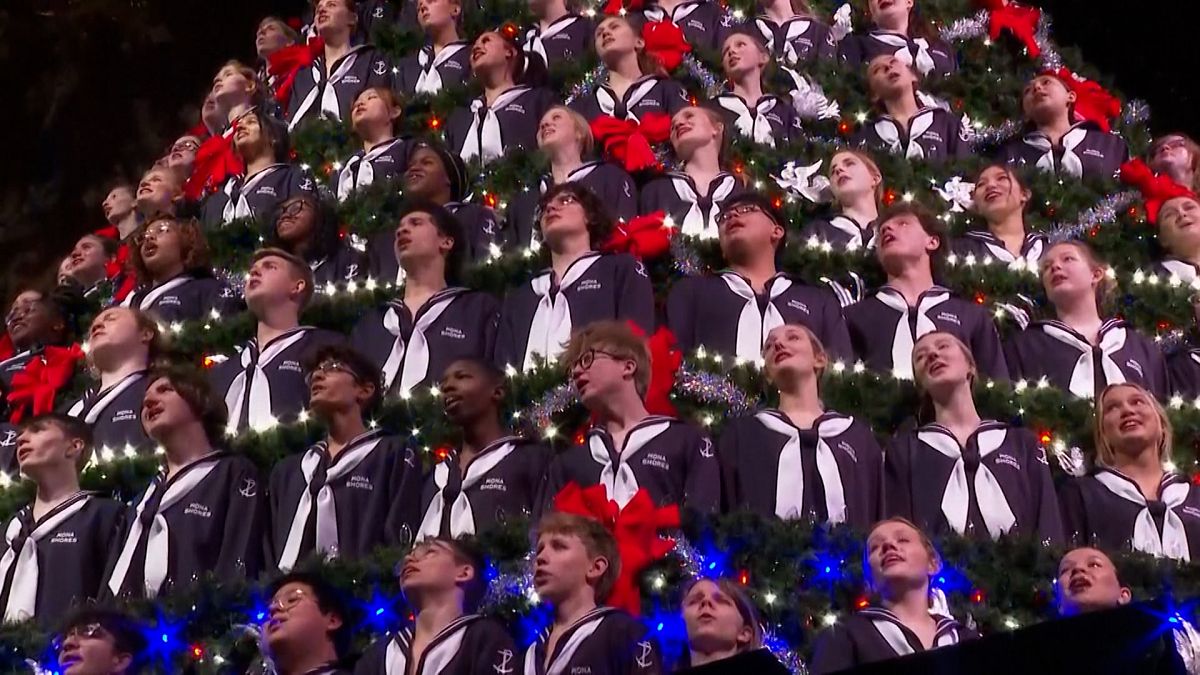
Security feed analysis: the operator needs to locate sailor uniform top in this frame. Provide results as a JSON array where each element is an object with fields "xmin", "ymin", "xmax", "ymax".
[
  {"xmin": 800, "ymin": 213, "xmax": 877, "ymax": 251},
  {"xmin": 0, "ymin": 348, "xmax": 37, "ymax": 389},
  {"xmin": 285, "ymin": 44, "xmax": 394, "ymax": 130},
  {"xmin": 396, "ymin": 41, "xmax": 472, "ymax": 97},
  {"xmin": 569, "ymin": 75, "xmax": 690, "ymax": 124},
  {"xmin": 997, "ymin": 121, "xmax": 1129, "ymax": 182},
  {"xmin": 300, "ymin": 0, "xmax": 398, "ymax": 41},
  {"xmin": 844, "ymin": 285, "xmax": 1010, "ymax": 380},
  {"xmin": 1152, "ymin": 257, "xmax": 1200, "ymax": 285},
  {"xmin": 416, "ymin": 436, "xmax": 552, "ymax": 540},
  {"xmin": 951, "ymin": 230, "xmax": 1048, "ymax": 268},
  {"xmin": 0, "ymin": 492, "xmax": 124, "ymax": 627},
  {"xmin": 854, "ymin": 107, "xmax": 971, "ymax": 164},
  {"xmin": 354, "ymin": 614, "xmax": 517, "ymax": 675},
  {"xmin": 838, "ymin": 29, "xmax": 958, "ymax": 78},
  {"xmin": 753, "ymin": 15, "xmax": 836, "ymax": 66},
  {"xmin": 103, "ymin": 452, "xmax": 266, "ymax": 598},
  {"xmin": 337, "ymin": 137, "xmax": 416, "ymax": 202},
  {"xmin": 367, "ymin": 202, "xmax": 504, "ymax": 285},
  {"xmin": 310, "ymin": 241, "xmax": 369, "ymax": 287},
  {"xmin": 209, "ymin": 327, "xmax": 345, "ymax": 433},
  {"xmin": 543, "ymin": 415, "xmax": 720, "ymax": 513},
  {"xmin": 201, "ymin": 163, "xmax": 319, "ymax": 229},
  {"xmin": 666, "ymin": 271, "xmax": 854, "ymax": 364},
  {"xmin": 717, "ymin": 410, "xmax": 882, "ymax": 527},
  {"xmin": 1003, "ymin": 318, "xmax": 1168, "ymax": 400},
  {"xmin": 519, "ymin": 606, "xmax": 662, "ymax": 675},
  {"xmin": 639, "ymin": 171, "xmax": 748, "ymax": 240},
  {"xmin": 120, "ymin": 274, "xmax": 240, "ymax": 324},
  {"xmin": 710, "ymin": 92, "xmax": 801, "ymax": 148},
  {"xmin": 1168, "ymin": 347, "xmax": 1200, "ymax": 401},
  {"xmin": 66, "ymin": 369, "xmax": 153, "ymax": 455},
  {"xmin": 674, "ymin": 649, "xmax": 790, "ymax": 675},
  {"xmin": 494, "ymin": 252, "xmax": 655, "ymax": 371},
  {"xmin": 885, "ymin": 421, "xmax": 1063, "ymax": 543},
  {"xmin": 1059, "ymin": 468, "xmax": 1200, "ymax": 562},
  {"xmin": 640, "ymin": 0, "xmax": 731, "ymax": 51},
  {"xmin": 350, "ymin": 288, "xmax": 500, "ymax": 396},
  {"xmin": 523, "ymin": 14, "xmax": 593, "ymax": 70},
  {"xmin": 810, "ymin": 607, "xmax": 979, "ymax": 675},
  {"xmin": 446, "ymin": 86, "xmax": 557, "ymax": 165},
  {"xmin": 504, "ymin": 161, "xmax": 639, "ymax": 248},
  {"xmin": 267, "ymin": 429, "xmax": 423, "ymax": 572}
]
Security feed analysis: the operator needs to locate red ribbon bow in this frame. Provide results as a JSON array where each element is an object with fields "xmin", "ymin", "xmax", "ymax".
[
  {"xmin": 590, "ymin": 113, "xmax": 672, "ymax": 174},
  {"xmin": 626, "ymin": 322, "xmax": 682, "ymax": 417},
  {"xmin": 6, "ymin": 344, "xmax": 85, "ymax": 424},
  {"xmin": 93, "ymin": 227, "xmax": 137, "ymax": 302},
  {"xmin": 641, "ymin": 20, "xmax": 692, "ymax": 72},
  {"xmin": 1120, "ymin": 158, "xmax": 1197, "ymax": 224},
  {"xmin": 552, "ymin": 483, "xmax": 680, "ymax": 615},
  {"xmin": 602, "ymin": 211, "xmax": 673, "ymax": 261},
  {"xmin": 1043, "ymin": 67, "xmax": 1121, "ymax": 133},
  {"xmin": 184, "ymin": 130, "xmax": 245, "ymax": 202},
  {"xmin": 979, "ymin": 0, "xmax": 1041, "ymax": 59},
  {"xmin": 269, "ymin": 37, "xmax": 325, "ymax": 106}
]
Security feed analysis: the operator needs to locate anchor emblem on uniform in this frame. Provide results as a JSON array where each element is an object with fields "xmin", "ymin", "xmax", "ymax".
[
  {"xmin": 493, "ymin": 649, "xmax": 514, "ymax": 673},
  {"xmin": 239, "ymin": 478, "xmax": 258, "ymax": 498},
  {"xmin": 373, "ymin": 5, "xmax": 384, "ymax": 17},
  {"xmin": 699, "ymin": 438, "xmax": 714, "ymax": 458},
  {"xmin": 0, "ymin": 430, "xmax": 16, "ymax": 446},
  {"xmin": 300, "ymin": 177, "xmax": 314, "ymax": 191},
  {"xmin": 374, "ymin": 60, "xmax": 388, "ymax": 76},
  {"xmin": 635, "ymin": 641, "xmax": 653, "ymax": 667}
]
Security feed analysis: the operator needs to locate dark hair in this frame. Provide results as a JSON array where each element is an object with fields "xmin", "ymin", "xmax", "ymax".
[
  {"xmin": 877, "ymin": 202, "xmax": 948, "ymax": 276},
  {"xmin": 59, "ymin": 607, "xmax": 147, "ymax": 664},
  {"xmin": 20, "ymin": 412, "xmax": 94, "ymax": 470},
  {"xmin": 83, "ymin": 232, "xmax": 122, "ymax": 258},
  {"xmin": 408, "ymin": 140, "xmax": 468, "ymax": 202},
  {"xmin": 595, "ymin": 14, "xmax": 667, "ymax": 78},
  {"xmin": 397, "ymin": 199, "xmax": 467, "ymax": 285},
  {"xmin": 269, "ymin": 194, "xmax": 343, "ymax": 265},
  {"xmin": 420, "ymin": 536, "xmax": 490, "ymax": 611},
  {"xmin": 237, "ymin": 106, "xmax": 292, "ymax": 164},
  {"xmin": 538, "ymin": 182, "xmax": 614, "ymax": 249},
  {"xmin": 353, "ymin": 86, "xmax": 404, "ymax": 134},
  {"xmin": 268, "ymin": 571, "xmax": 352, "ymax": 657},
  {"xmin": 443, "ymin": 356, "xmax": 505, "ymax": 388},
  {"xmin": 259, "ymin": 15, "xmax": 301, "ymax": 45},
  {"xmin": 719, "ymin": 191, "xmax": 788, "ymax": 250},
  {"xmin": 129, "ymin": 215, "xmax": 213, "ymax": 283},
  {"xmin": 304, "ymin": 343, "xmax": 384, "ymax": 412},
  {"xmin": 146, "ymin": 362, "xmax": 229, "ymax": 443}
]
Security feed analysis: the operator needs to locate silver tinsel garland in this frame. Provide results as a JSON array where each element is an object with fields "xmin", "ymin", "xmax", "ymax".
[
  {"xmin": 1046, "ymin": 191, "xmax": 1139, "ymax": 242},
  {"xmin": 674, "ymin": 365, "xmax": 756, "ymax": 415}
]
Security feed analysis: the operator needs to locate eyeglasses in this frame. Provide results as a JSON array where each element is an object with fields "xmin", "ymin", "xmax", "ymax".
[
  {"xmin": 279, "ymin": 200, "xmax": 313, "ymax": 219},
  {"xmin": 268, "ymin": 587, "xmax": 311, "ymax": 614},
  {"xmin": 716, "ymin": 203, "xmax": 764, "ymax": 226},
  {"xmin": 305, "ymin": 360, "xmax": 356, "ymax": 385},
  {"xmin": 171, "ymin": 139, "xmax": 201, "ymax": 153},
  {"xmin": 63, "ymin": 623, "xmax": 109, "ymax": 641},
  {"xmin": 545, "ymin": 192, "xmax": 580, "ymax": 208},
  {"xmin": 572, "ymin": 348, "xmax": 624, "ymax": 371},
  {"xmin": 133, "ymin": 221, "xmax": 176, "ymax": 245}
]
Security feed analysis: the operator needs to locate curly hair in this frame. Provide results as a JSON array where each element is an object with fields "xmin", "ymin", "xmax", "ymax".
[
  {"xmin": 538, "ymin": 182, "xmax": 615, "ymax": 249},
  {"xmin": 129, "ymin": 215, "xmax": 212, "ymax": 284}
]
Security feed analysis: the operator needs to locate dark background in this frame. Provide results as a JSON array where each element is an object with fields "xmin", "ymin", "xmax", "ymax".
[{"xmin": 0, "ymin": 0, "xmax": 1193, "ymax": 300}]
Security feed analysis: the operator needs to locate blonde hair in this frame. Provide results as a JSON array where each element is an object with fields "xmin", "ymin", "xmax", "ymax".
[
  {"xmin": 560, "ymin": 320, "xmax": 651, "ymax": 397},
  {"xmin": 680, "ymin": 577, "xmax": 763, "ymax": 651},
  {"xmin": 763, "ymin": 323, "xmax": 829, "ymax": 382},
  {"xmin": 863, "ymin": 517, "xmax": 941, "ymax": 593},
  {"xmin": 1040, "ymin": 240, "xmax": 1117, "ymax": 316},
  {"xmin": 537, "ymin": 512, "xmax": 621, "ymax": 603},
  {"xmin": 1093, "ymin": 382, "xmax": 1173, "ymax": 468},
  {"xmin": 829, "ymin": 149, "xmax": 884, "ymax": 205},
  {"xmin": 912, "ymin": 331, "xmax": 977, "ymax": 424},
  {"xmin": 543, "ymin": 105, "xmax": 595, "ymax": 157},
  {"xmin": 596, "ymin": 15, "xmax": 668, "ymax": 78}
]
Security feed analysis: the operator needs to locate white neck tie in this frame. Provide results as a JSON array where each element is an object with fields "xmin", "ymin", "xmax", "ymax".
[
  {"xmin": 415, "ymin": 43, "xmax": 467, "ymax": 95},
  {"xmin": 720, "ymin": 273, "xmax": 792, "ymax": 364},
  {"xmin": 522, "ymin": 255, "xmax": 601, "ymax": 370},
  {"xmin": 1026, "ymin": 126, "xmax": 1088, "ymax": 178},
  {"xmin": 595, "ymin": 78, "xmax": 659, "ymax": 123},
  {"xmin": 337, "ymin": 153, "xmax": 370, "ymax": 202},
  {"xmin": 919, "ymin": 427, "xmax": 1017, "ymax": 539},
  {"xmin": 1161, "ymin": 259, "xmax": 1200, "ymax": 283},
  {"xmin": 867, "ymin": 610, "xmax": 959, "ymax": 656},
  {"xmin": 289, "ymin": 50, "xmax": 362, "ymax": 130},
  {"xmin": 527, "ymin": 610, "xmax": 609, "ymax": 675},
  {"xmin": 673, "ymin": 174, "xmax": 737, "ymax": 239},
  {"xmin": 416, "ymin": 440, "xmax": 519, "ymax": 540},
  {"xmin": 127, "ymin": 275, "xmax": 193, "ymax": 311},
  {"xmin": 590, "ymin": 421, "xmax": 672, "ymax": 508},
  {"xmin": 827, "ymin": 216, "xmax": 873, "ymax": 251},
  {"xmin": 756, "ymin": 412, "xmax": 851, "ymax": 523},
  {"xmin": 276, "ymin": 435, "xmax": 385, "ymax": 571},
  {"xmin": 381, "ymin": 291, "xmax": 460, "ymax": 395},
  {"xmin": 1040, "ymin": 322, "xmax": 1127, "ymax": 399},
  {"xmin": 0, "ymin": 494, "xmax": 92, "ymax": 622},
  {"xmin": 1094, "ymin": 470, "xmax": 1191, "ymax": 561},
  {"xmin": 224, "ymin": 329, "xmax": 312, "ymax": 432},
  {"xmin": 874, "ymin": 288, "xmax": 950, "ymax": 379},
  {"xmin": 874, "ymin": 109, "xmax": 935, "ymax": 160},
  {"xmin": 384, "ymin": 619, "xmax": 475, "ymax": 675},
  {"xmin": 460, "ymin": 87, "xmax": 527, "ymax": 164},
  {"xmin": 715, "ymin": 95, "xmax": 777, "ymax": 146},
  {"xmin": 873, "ymin": 32, "xmax": 936, "ymax": 76},
  {"xmin": 68, "ymin": 371, "xmax": 145, "ymax": 424},
  {"xmin": 221, "ymin": 166, "xmax": 282, "ymax": 224},
  {"xmin": 107, "ymin": 458, "xmax": 220, "ymax": 597}
]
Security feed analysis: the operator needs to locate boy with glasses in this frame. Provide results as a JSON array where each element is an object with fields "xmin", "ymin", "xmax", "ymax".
[
  {"xmin": 264, "ymin": 571, "xmax": 352, "ymax": 675},
  {"xmin": 56, "ymin": 608, "xmax": 147, "ymax": 675},
  {"xmin": 543, "ymin": 321, "xmax": 719, "ymax": 512},
  {"xmin": 210, "ymin": 248, "xmax": 344, "ymax": 433},
  {"xmin": 666, "ymin": 192, "xmax": 853, "ymax": 365},
  {"xmin": 267, "ymin": 344, "xmax": 422, "ymax": 572}
]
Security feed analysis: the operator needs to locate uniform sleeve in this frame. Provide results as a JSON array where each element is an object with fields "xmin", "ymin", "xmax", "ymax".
[
  {"xmin": 995, "ymin": 138, "xmax": 1021, "ymax": 166},
  {"xmin": 612, "ymin": 171, "xmax": 639, "ymax": 224},
  {"xmin": 494, "ymin": 294, "xmax": 522, "ymax": 369},
  {"xmin": 217, "ymin": 460, "xmax": 267, "ymax": 582},
  {"xmin": 949, "ymin": 114, "xmax": 973, "ymax": 159},
  {"xmin": 1168, "ymin": 351, "xmax": 1199, "ymax": 399},
  {"xmin": 810, "ymin": 623, "xmax": 857, "ymax": 675},
  {"xmin": 970, "ymin": 309, "xmax": 1010, "ymax": 381},
  {"xmin": 264, "ymin": 462, "xmax": 288, "ymax": 571},
  {"xmin": 470, "ymin": 621, "xmax": 519, "ymax": 675},
  {"xmin": 1057, "ymin": 478, "xmax": 1090, "ymax": 548},
  {"xmin": 836, "ymin": 33, "xmax": 864, "ymax": 68},
  {"xmin": 856, "ymin": 423, "xmax": 885, "ymax": 524},
  {"xmin": 94, "ymin": 501, "xmax": 127, "ymax": 576},
  {"xmin": 815, "ymin": 22, "xmax": 837, "ymax": 60},
  {"xmin": 385, "ymin": 444, "xmax": 424, "ymax": 548},
  {"xmin": 665, "ymin": 279, "xmax": 697, "ymax": 351},
  {"xmin": 366, "ymin": 52, "xmax": 395, "ymax": 89},
  {"xmin": 542, "ymin": 453, "xmax": 569, "ymax": 514},
  {"xmin": 612, "ymin": 619, "xmax": 662, "ymax": 675},
  {"xmin": 615, "ymin": 256, "xmax": 656, "ymax": 335},
  {"xmin": 1002, "ymin": 332, "xmax": 1028, "ymax": 382},
  {"xmin": 353, "ymin": 638, "xmax": 388, "ymax": 675},
  {"xmin": 526, "ymin": 444, "xmax": 555, "ymax": 524},
  {"xmin": 1022, "ymin": 431, "xmax": 1064, "ymax": 545},
  {"xmin": 818, "ymin": 291, "xmax": 854, "ymax": 362},
  {"xmin": 289, "ymin": 166, "xmax": 319, "ymax": 200},
  {"xmin": 479, "ymin": 293, "xmax": 502, "ymax": 363},
  {"xmin": 882, "ymin": 433, "xmax": 914, "ymax": 521},
  {"xmin": 445, "ymin": 108, "xmax": 470, "ymax": 156},
  {"xmin": 716, "ymin": 420, "xmax": 742, "ymax": 513},
  {"xmin": 661, "ymin": 79, "xmax": 690, "ymax": 117},
  {"xmin": 683, "ymin": 427, "xmax": 721, "ymax": 514},
  {"xmin": 1143, "ymin": 336, "xmax": 1170, "ymax": 400},
  {"xmin": 638, "ymin": 180, "xmax": 662, "ymax": 215}
]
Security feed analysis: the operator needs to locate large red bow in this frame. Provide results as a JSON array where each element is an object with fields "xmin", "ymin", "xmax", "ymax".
[
  {"xmin": 590, "ymin": 113, "xmax": 672, "ymax": 173},
  {"xmin": 184, "ymin": 130, "xmax": 244, "ymax": 201},
  {"xmin": 626, "ymin": 322, "xmax": 682, "ymax": 417},
  {"xmin": 979, "ymin": 0, "xmax": 1041, "ymax": 58},
  {"xmin": 6, "ymin": 345, "xmax": 85, "ymax": 424},
  {"xmin": 93, "ymin": 227, "xmax": 137, "ymax": 302},
  {"xmin": 1043, "ymin": 67, "xmax": 1121, "ymax": 133},
  {"xmin": 552, "ymin": 483, "xmax": 680, "ymax": 615},
  {"xmin": 641, "ymin": 20, "xmax": 692, "ymax": 72},
  {"xmin": 269, "ymin": 37, "xmax": 325, "ymax": 106},
  {"xmin": 602, "ymin": 211, "xmax": 673, "ymax": 260},
  {"xmin": 1120, "ymin": 158, "xmax": 1197, "ymax": 224}
]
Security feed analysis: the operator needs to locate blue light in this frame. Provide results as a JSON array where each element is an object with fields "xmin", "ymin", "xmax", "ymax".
[
  {"xmin": 375, "ymin": 607, "xmax": 386, "ymax": 616},
  {"xmin": 707, "ymin": 561, "xmax": 716, "ymax": 571},
  {"xmin": 160, "ymin": 634, "xmax": 169, "ymax": 644},
  {"xmin": 255, "ymin": 611, "xmax": 267, "ymax": 622},
  {"xmin": 656, "ymin": 622, "xmax": 664, "ymax": 631}
]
